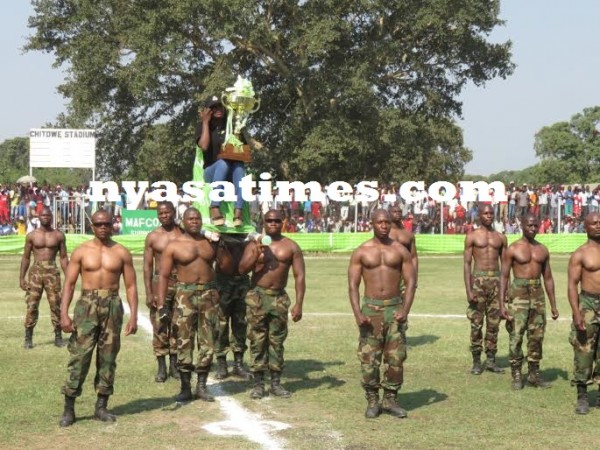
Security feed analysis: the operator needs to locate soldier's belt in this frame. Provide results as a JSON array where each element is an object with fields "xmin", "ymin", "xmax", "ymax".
[
  {"xmin": 253, "ymin": 286, "xmax": 285, "ymax": 296},
  {"xmin": 512, "ymin": 278, "xmax": 542, "ymax": 287},
  {"xmin": 153, "ymin": 271, "xmax": 178, "ymax": 281},
  {"xmin": 472, "ymin": 270, "xmax": 500, "ymax": 277},
  {"xmin": 362, "ymin": 297, "xmax": 402, "ymax": 307},
  {"xmin": 81, "ymin": 289, "xmax": 119, "ymax": 297},
  {"xmin": 175, "ymin": 281, "xmax": 217, "ymax": 291},
  {"xmin": 33, "ymin": 260, "xmax": 57, "ymax": 267},
  {"xmin": 580, "ymin": 290, "xmax": 600, "ymax": 300}
]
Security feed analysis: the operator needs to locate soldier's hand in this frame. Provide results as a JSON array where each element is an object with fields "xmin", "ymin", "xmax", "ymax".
[
  {"xmin": 20, "ymin": 280, "xmax": 28, "ymax": 291},
  {"xmin": 291, "ymin": 304, "xmax": 302, "ymax": 323},
  {"xmin": 158, "ymin": 306, "xmax": 170, "ymax": 324},
  {"xmin": 394, "ymin": 309, "xmax": 408, "ymax": 323},
  {"xmin": 125, "ymin": 318, "xmax": 137, "ymax": 336},
  {"xmin": 573, "ymin": 312, "xmax": 585, "ymax": 331},
  {"xmin": 466, "ymin": 291, "xmax": 476, "ymax": 304},
  {"xmin": 355, "ymin": 313, "xmax": 371, "ymax": 327},
  {"xmin": 61, "ymin": 315, "xmax": 75, "ymax": 333},
  {"xmin": 551, "ymin": 308, "xmax": 559, "ymax": 320},
  {"xmin": 500, "ymin": 307, "xmax": 512, "ymax": 321}
]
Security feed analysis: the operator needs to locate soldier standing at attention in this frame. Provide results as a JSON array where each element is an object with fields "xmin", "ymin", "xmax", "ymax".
[
  {"xmin": 239, "ymin": 209, "xmax": 305, "ymax": 399},
  {"xmin": 348, "ymin": 209, "xmax": 416, "ymax": 419},
  {"xmin": 464, "ymin": 204, "xmax": 507, "ymax": 375},
  {"xmin": 499, "ymin": 213, "xmax": 559, "ymax": 390},
  {"xmin": 567, "ymin": 212, "xmax": 600, "ymax": 414},
  {"xmin": 20, "ymin": 206, "xmax": 68, "ymax": 348},
  {"xmin": 59, "ymin": 210, "xmax": 138, "ymax": 427},
  {"xmin": 143, "ymin": 201, "xmax": 182, "ymax": 382}
]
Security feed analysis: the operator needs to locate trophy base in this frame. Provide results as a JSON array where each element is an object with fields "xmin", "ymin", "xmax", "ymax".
[{"xmin": 218, "ymin": 143, "xmax": 252, "ymax": 163}]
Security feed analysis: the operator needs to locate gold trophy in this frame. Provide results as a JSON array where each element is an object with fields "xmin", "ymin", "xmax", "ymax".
[{"xmin": 219, "ymin": 76, "xmax": 260, "ymax": 163}]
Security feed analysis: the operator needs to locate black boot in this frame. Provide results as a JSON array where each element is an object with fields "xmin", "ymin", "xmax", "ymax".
[
  {"xmin": 364, "ymin": 388, "xmax": 381, "ymax": 419},
  {"xmin": 382, "ymin": 389, "xmax": 407, "ymax": 418},
  {"xmin": 270, "ymin": 371, "xmax": 291, "ymax": 398},
  {"xmin": 175, "ymin": 371, "xmax": 193, "ymax": 403},
  {"xmin": 94, "ymin": 394, "xmax": 117, "ymax": 422},
  {"xmin": 485, "ymin": 352, "xmax": 505, "ymax": 374},
  {"xmin": 59, "ymin": 395, "xmax": 76, "ymax": 427},
  {"xmin": 54, "ymin": 327, "xmax": 66, "ymax": 347},
  {"xmin": 168, "ymin": 354, "xmax": 180, "ymax": 380},
  {"xmin": 215, "ymin": 356, "xmax": 228, "ymax": 380},
  {"xmin": 470, "ymin": 352, "xmax": 483, "ymax": 375},
  {"xmin": 510, "ymin": 362, "xmax": 524, "ymax": 390},
  {"xmin": 155, "ymin": 356, "xmax": 167, "ymax": 382},
  {"xmin": 232, "ymin": 352, "xmax": 251, "ymax": 380},
  {"xmin": 250, "ymin": 371, "xmax": 266, "ymax": 399},
  {"xmin": 575, "ymin": 384, "xmax": 589, "ymax": 415},
  {"xmin": 526, "ymin": 361, "xmax": 551, "ymax": 389},
  {"xmin": 24, "ymin": 328, "xmax": 34, "ymax": 349},
  {"xmin": 195, "ymin": 372, "xmax": 215, "ymax": 402}
]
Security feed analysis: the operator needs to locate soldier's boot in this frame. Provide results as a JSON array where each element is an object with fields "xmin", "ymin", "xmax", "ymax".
[
  {"xmin": 59, "ymin": 395, "xmax": 76, "ymax": 427},
  {"xmin": 270, "ymin": 371, "xmax": 291, "ymax": 398},
  {"xmin": 510, "ymin": 362, "xmax": 524, "ymax": 390},
  {"xmin": 175, "ymin": 371, "xmax": 193, "ymax": 403},
  {"xmin": 94, "ymin": 394, "xmax": 117, "ymax": 422},
  {"xmin": 485, "ymin": 352, "xmax": 505, "ymax": 374},
  {"xmin": 231, "ymin": 352, "xmax": 251, "ymax": 380},
  {"xmin": 195, "ymin": 372, "xmax": 215, "ymax": 402},
  {"xmin": 168, "ymin": 354, "xmax": 180, "ymax": 380},
  {"xmin": 381, "ymin": 389, "xmax": 408, "ymax": 418},
  {"xmin": 364, "ymin": 388, "xmax": 381, "ymax": 419},
  {"xmin": 24, "ymin": 328, "xmax": 34, "ymax": 349},
  {"xmin": 250, "ymin": 372, "xmax": 266, "ymax": 399},
  {"xmin": 575, "ymin": 384, "xmax": 589, "ymax": 415},
  {"xmin": 215, "ymin": 356, "xmax": 228, "ymax": 380},
  {"xmin": 54, "ymin": 327, "xmax": 66, "ymax": 347},
  {"xmin": 526, "ymin": 361, "xmax": 551, "ymax": 389},
  {"xmin": 470, "ymin": 352, "xmax": 483, "ymax": 375},
  {"xmin": 154, "ymin": 356, "xmax": 167, "ymax": 383}
]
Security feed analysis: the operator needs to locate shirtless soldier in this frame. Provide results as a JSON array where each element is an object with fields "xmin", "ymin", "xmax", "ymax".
[
  {"xmin": 389, "ymin": 203, "xmax": 418, "ymax": 290},
  {"xmin": 157, "ymin": 207, "xmax": 233, "ymax": 403},
  {"xmin": 20, "ymin": 206, "xmax": 68, "ymax": 348},
  {"xmin": 464, "ymin": 204, "xmax": 507, "ymax": 374},
  {"xmin": 348, "ymin": 209, "xmax": 416, "ymax": 419},
  {"xmin": 567, "ymin": 212, "xmax": 600, "ymax": 414},
  {"xmin": 499, "ymin": 213, "xmax": 559, "ymax": 390},
  {"xmin": 239, "ymin": 209, "xmax": 305, "ymax": 399},
  {"xmin": 143, "ymin": 201, "xmax": 182, "ymax": 382},
  {"xmin": 59, "ymin": 210, "xmax": 138, "ymax": 427}
]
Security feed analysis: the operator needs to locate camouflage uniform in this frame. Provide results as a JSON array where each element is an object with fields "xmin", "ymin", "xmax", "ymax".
[
  {"xmin": 216, "ymin": 273, "xmax": 250, "ymax": 358},
  {"xmin": 357, "ymin": 297, "xmax": 407, "ymax": 391},
  {"xmin": 505, "ymin": 278, "xmax": 546, "ymax": 365},
  {"xmin": 245, "ymin": 286, "xmax": 290, "ymax": 372},
  {"xmin": 467, "ymin": 271, "xmax": 501, "ymax": 355},
  {"xmin": 24, "ymin": 260, "xmax": 61, "ymax": 329},
  {"xmin": 569, "ymin": 291, "xmax": 600, "ymax": 386},
  {"xmin": 150, "ymin": 273, "xmax": 178, "ymax": 357},
  {"xmin": 62, "ymin": 290, "xmax": 123, "ymax": 397},
  {"xmin": 173, "ymin": 282, "xmax": 220, "ymax": 373}
]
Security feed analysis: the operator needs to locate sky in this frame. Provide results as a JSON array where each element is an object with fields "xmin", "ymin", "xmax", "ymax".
[{"xmin": 2, "ymin": 1, "xmax": 600, "ymax": 176}]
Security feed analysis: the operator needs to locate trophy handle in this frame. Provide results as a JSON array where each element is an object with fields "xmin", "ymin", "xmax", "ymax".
[
  {"xmin": 250, "ymin": 98, "xmax": 260, "ymax": 113},
  {"xmin": 221, "ymin": 93, "xmax": 231, "ymax": 109}
]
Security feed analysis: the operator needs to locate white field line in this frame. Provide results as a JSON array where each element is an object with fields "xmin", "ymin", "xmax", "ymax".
[{"xmin": 122, "ymin": 303, "xmax": 290, "ymax": 450}]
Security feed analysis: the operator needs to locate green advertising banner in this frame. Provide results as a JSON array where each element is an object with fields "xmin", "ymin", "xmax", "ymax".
[{"xmin": 121, "ymin": 210, "xmax": 160, "ymax": 235}]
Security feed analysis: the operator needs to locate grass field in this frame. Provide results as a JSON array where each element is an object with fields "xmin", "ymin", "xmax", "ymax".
[{"xmin": 0, "ymin": 254, "xmax": 597, "ymax": 450}]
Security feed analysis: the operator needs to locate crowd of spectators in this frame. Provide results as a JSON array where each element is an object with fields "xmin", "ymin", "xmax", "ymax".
[{"xmin": 1, "ymin": 181, "xmax": 598, "ymax": 236}]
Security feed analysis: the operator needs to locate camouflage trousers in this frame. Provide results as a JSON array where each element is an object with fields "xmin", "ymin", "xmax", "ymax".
[
  {"xmin": 173, "ymin": 282, "xmax": 220, "ymax": 373},
  {"xmin": 149, "ymin": 274, "xmax": 177, "ymax": 357},
  {"xmin": 216, "ymin": 273, "xmax": 249, "ymax": 357},
  {"xmin": 245, "ymin": 286, "xmax": 290, "ymax": 373},
  {"xmin": 505, "ymin": 278, "xmax": 546, "ymax": 365},
  {"xmin": 467, "ymin": 272, "xmax": 501, "ymax": 355},
  {"xmin": 358, "ymin": 297, "xmax": 407, "ymax": 391},
  {"xmin": 569, "ymin": 292, "xmax": 600, "ymax": 385},
  {"xmin": 24, "ymin": 261, "xmax": 61, "ymax": 329},
  {"xmin": 62, "ymin": 290, "xmax": 123, "ymax": 397}
]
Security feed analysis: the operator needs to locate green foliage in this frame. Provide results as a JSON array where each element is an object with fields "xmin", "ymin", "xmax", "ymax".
[
  {"xmin": 27, "ymin": 0, "xmax": 513, "ymax": 183},
  {"xmin": 534, "ymin": 106, "xmax": 600, "ymax": 184}
]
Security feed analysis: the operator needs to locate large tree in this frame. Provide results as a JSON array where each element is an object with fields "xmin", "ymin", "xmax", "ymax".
[
  {"xmin": 27, "ymin": 0, "xmax": 513, "ymax": 183},
  {"xmin": 534, "ymin": 106, "xmax": 600, "ymax": 184}
]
